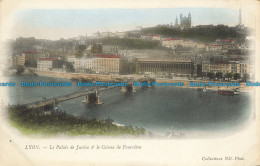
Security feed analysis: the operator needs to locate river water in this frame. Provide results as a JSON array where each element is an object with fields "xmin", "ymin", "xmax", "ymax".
[{"xmin": 6, "ymin": 75, "xmax": 254, "ymax": 137}]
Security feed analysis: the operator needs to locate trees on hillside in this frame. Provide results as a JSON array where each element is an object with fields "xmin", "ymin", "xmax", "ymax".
[{"xmin": 142, "ymin": 25, "xmax": 249, "ymax": 43}]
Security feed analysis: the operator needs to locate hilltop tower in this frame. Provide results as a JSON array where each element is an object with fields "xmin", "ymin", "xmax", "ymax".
[
  {"xmin": 174, "ymin": 16, "xmax": 179, "ymax": 27},
  {"xmin": 188, "ymin": 12, "xmax": 191, "ymax": 27},
  {"xmin": 239, "ymin": 8, "xmax": 242, "ymax": 25},
  {"xmin": 179, "ymin": 12, "xmax": 191, "ymax": 29}
]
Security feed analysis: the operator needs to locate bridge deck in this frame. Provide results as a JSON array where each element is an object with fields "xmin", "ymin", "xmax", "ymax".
[{"xmin": 26, "ymin": 86, "xmax": 118, "ymax": 109}]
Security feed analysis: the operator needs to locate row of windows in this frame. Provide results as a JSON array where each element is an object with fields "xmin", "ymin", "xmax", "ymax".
[{"xmin": 139, "ymin": 63, "xmax": 191, "ymax": 69}]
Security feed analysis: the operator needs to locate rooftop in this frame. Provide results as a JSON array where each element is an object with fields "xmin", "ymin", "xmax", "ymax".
[
  {"xmin": 95, "ymin": 54, "xmax": 120, "ymax": 58},
  {"xmin": 39, "ymin": 58, "xmax": 58, "ymax": 61}
]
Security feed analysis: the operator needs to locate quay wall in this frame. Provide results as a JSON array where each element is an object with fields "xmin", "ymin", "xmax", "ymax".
[{"xmin": 35, "ymin": 71, "xmax": 254, "ymax": 92}]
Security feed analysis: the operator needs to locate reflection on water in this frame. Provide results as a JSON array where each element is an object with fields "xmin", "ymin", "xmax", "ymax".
[{"xmin": 8, "ymin": 75, "xmax": 254, "ymax": 136}]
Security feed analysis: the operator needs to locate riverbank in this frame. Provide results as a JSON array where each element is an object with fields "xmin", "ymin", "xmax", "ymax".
[
  {"xmin": 7, "ymin": 105, "xmax": 148, "ymax": 137},
  {"xmin": 155, "ymin": 79, "xmax": 253, "ymax": 92},
  {"xmin": 35, "ymin": 71, "xmax": 254, "ymax": 92}
]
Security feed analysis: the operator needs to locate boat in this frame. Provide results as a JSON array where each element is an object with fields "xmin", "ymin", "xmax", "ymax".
[
  {"xmin": 198, "ymin": 86, "xmax": 209, "ymax": 92},
  {"xmin": 233, "ymin": 90, "xmax": 239, "ymax": 95},
  {"xmin": 218, "ymin": 89, "xmax": 239, "ymax": 95},
  {"xmin": 203, "ymin": 86, "xmax": 208, "ymax": 92}
]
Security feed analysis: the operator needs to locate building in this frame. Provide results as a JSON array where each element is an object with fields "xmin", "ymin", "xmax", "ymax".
[
  {"xmin": 92, "ymin": 54, "xmax": 128, "ymax": 75},
  {"xmin": 202, "ymin": 60, "xmax": 254, "ymax": 77},
  {"xmin": 162, "ymin": 38, "xmax": 200, "ymax": 49},
  {"xmin": 208, "ymin": 43, "xmax": 222, "ymax": 52},
  {"xmin": 74, "ymin": 57, "xmax": 94, "ymax": 73},
  {"xmin": 67, "ymin": 56, "xmax": 77, "ymax": 63},
  {"xmin": 196, "ymin": 43, "xmax": 206, "ymax": 49},
  {"xmin": 103, "ymin": 45, "xmax": 118, "ymax": 54},
  {"xmin": 70, "ymin": 54, "xmax": 129, "ymax": 75},
  {"xmin": 37, "ymin": 58, "xmax": 62, "ymax": 71},
  {"xmin": 22, "ymin": 52, "xmax": 43, "ymax": 67},
  {"xmin": 230, "ymin": 60, "xmax": 254, "ymax": 77},
  {"xmin": 174, "ymin": 13, "xmax": 191, "ymax": 29},
  {"xmin": 109, "ymin": 32, "xmax": 127, "ymax": 38},
  {"xmin": 136, "ymin": 58, "xmax": 194, "ymax": 76},
  {"xmin": 141, "ymin": 34, "xmax": 162, "ymax": 41},
  {"xmin": 11, "ymin": 54, "xmax": 25, "ymax": 67},
  {"xmin": 162, "ymin": 38, "xmax": 182, "ymax": 48},
  {"xmin": 201, "ymin": 60, "xmax": 211, "ymax": 74}
]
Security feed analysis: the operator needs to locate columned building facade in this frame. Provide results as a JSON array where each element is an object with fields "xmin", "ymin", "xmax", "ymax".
[{"xmin": 136, "ymin": 58, "xmax": 194, "ymax": 76}]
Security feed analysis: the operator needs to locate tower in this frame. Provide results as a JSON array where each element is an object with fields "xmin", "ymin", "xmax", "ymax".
[
  {"xmin": 239, "ymin": 8, "xmax": 242, "ymax": 25},
  {"xmin": 188, "ymin": 12, "xmax": 191, "ymax": 28},
  {"xmin": 174, "ymin": 16, "xmax": 178, "ymax": 27},
  {"xmin": 180, "ymin": 13, "xmax": 183, "ymax": 28}
]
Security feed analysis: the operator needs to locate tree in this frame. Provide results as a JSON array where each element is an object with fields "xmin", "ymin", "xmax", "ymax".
[
  {"xmin": 226, "ymin": 72, "xmax": 233, "ymax": 81},
  {"xmin": 242, "ymin": 73, "xmax": 250, "ymax": 82},
  {"xmin": 207, "ymin": 72, "xmax": 215, "ymax": 80},
  {"xmin": 202, "ymin": 72, "xmax": 207, "ymax": 79},
  {"xmin": 141, "ymin": 25, "xmax": 249, "ymax": 43},
  {"xmin": 63, "ymin": 61, "xmax": 75, "ymax": 72},
  {"xmin": 233, "ymin": 73, "xmax": 241, "ymax": 80},
  {"xmin": 16, "ymin": 66, "xmax": 25, "ymax": 74},
  {"xmin": 215, "ymin": 72, "xmax": 223, "ymax": 79},
  {"xmin": 75, "ymin": 45, "xmax": 87, "ymax": 57}
]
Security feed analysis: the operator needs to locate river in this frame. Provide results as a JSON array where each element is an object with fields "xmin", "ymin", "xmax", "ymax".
[{"xmin": 6, "ymin": 75, "xmax": 254, "ymax": 137}]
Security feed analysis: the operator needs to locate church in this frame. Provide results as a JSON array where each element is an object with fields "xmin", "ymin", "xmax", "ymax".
[{"xmin": 174, "ymin": 12, "xmax": 192, "ymax": 29}]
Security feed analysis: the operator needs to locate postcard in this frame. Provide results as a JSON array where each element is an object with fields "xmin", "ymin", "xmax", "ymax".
[{"xmin": 0, "ymin": 0, "xmax": 259, "ymax": 165}]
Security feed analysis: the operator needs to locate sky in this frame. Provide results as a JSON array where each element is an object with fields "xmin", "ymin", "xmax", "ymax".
[{"xmin": 12, "ymin": 8, "xmax": 240, "ymax": 40}]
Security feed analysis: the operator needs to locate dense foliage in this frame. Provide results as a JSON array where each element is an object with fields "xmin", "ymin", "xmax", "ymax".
[
  {"xmin": 8, "ymin": 105, "xmax": 147, "ymax": 136},
  {"xmin": 11, "ymin": 37, "xmax": 74, "ymax": 55},
  {"xmin": 142, "ymin": 25, "xmax": 250, "ymax": 43},
  {"xmin": 93, "ymin": 37, "xmax": 161, "ymax": 49}
]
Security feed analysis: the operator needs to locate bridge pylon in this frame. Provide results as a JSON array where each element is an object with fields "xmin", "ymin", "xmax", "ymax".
[
  {"xmin": 85, "ymin": 95, "xmax": 90, "ymax": 104},
  {"xmin": 131, "ymin": 82, "xmax": 137, "ymax": 92},
  {"xmin": 96, "ymin": 95, "xmax": 103, "ymax": 105},
  {"xmin": 95, "ymin": 90, "xmax": 103, "ymax": 105},
  {"xmin": 121, "ymin": 86, "xmax": 127, "ymax": 92}
]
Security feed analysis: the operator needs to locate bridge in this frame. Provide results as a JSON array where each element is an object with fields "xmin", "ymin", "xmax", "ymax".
[
  {"xmin": 24, "ymin": 77, "xmax": 156, "ymax": 110},
  {"xmin": 25, "ymin": 86, "xmax": 117, "ymax": 109}
]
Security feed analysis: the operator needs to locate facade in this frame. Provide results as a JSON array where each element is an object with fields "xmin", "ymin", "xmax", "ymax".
[
  {"xmin": 109, "ymin": 32, "xmax": 127, "ymax": 38},
  {"xmin": 74, "ymin": 57, "xmax": 94, "ymax": 73},
  {"xmin": 208, "ymin": 44, "xmax": 222, "ymax": 52},
  {"xmin": 67, "ymin": 56, "xmax": 76, "ymax": 63},
  {"xmin": 103, "ymin": 45, "xmax": 118, "ymax": 54},
  {"xmin": 196, "ymin": 43, "xmax": 206, "ymax": 49},
  {"xmin": 93, "ymin": 54, "xmax": 128, "ymax": 75},
  {"xmin": 181, "ymin": 40, "xmax": 197, "ymax": 48},
  {"xmin": 202, "ymin": 60, "xmax": 254, "ymax": 77},
  {"xmin": 218, "ymin": 39, "xmax": 238, "ymax": 50},
  {"xmin": 206, "ymin": 39, "xmax": 238, "ymax": 53},
  {"xmin": 37, "ymin": 58, "xmax": 62, "ymax": 71},
  {"xmin": 162, "ymin": 38, "xmax": 182, "ymax": 48},
  {"xmin": 136, "ymin": 58, "xmax": 194, "ymax": 76},
  {"xmin": 11, "ymin": 54, "xmax": 25, "ymax": 67},
  {"xmin": 22, "ymin": 52, "xmax": 43, "ymax": 67},
  {"xmin": 141, "ymin": 35, "xmax": 161, "ymax": 41},
  {"xmin": 230, "ymin": 60, "xmax": 254, "ymax": 77},
  {"xmin": 70, "ymin": 55, "xmax": 129, "ymax": 75},
  {"xmin": 162, "ymin": 38, "xmax": 202, "ymax": 49}
]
